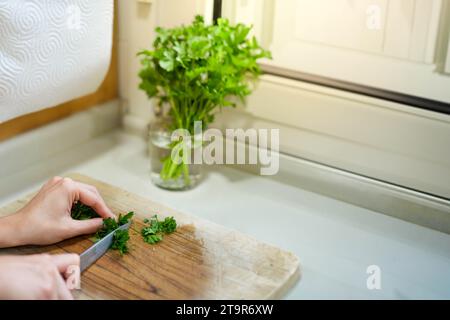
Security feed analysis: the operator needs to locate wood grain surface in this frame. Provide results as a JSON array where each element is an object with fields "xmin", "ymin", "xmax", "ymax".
[{"xmin": 0, "ymin": 174, "xmax": 300, "ymax": 300}]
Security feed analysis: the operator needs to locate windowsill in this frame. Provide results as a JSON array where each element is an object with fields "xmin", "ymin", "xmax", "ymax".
[{"xmin": 211, "ymin": 74, "xmax": 450, "ymax": 199}]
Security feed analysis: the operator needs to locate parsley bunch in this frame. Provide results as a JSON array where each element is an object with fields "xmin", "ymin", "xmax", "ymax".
[
  {"xmin": 111, "ymin": 229, "xmax": 130, "ymax": 255},
  {"xmin": 95, "ymin": 212, "xmax": 134, "ymax": 239},
  {"xmin": 141, "ymin": 215, "xmax": 177, "ymax": 244},
  {"xmin": 138, "ymin": 15, "xmax": 271, "ymax": 183},
  {"xmin": 95, "ymin": 212, "xmax": 134, "ymax": 255},
  {"xmin": 72, "ymin": 203, "xmax": 134, "ymax": 256},
  {"xmin": 71, "ymin": 202, "xmax": 99, "ymax": 220}
]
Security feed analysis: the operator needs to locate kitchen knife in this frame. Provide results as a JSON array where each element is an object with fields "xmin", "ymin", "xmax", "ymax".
[{"xmin": 79, "ymin": 221, "xmax": 131, "ymax": 272}]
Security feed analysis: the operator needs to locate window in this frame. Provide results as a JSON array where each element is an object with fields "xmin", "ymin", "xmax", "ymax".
[
  {"xmin": 218, "ymin": 0, "xmax": 450, "ymax": 198},
  {"xmin": 224, "ymin": 0, "xmax": 450, "ymax": 108}
]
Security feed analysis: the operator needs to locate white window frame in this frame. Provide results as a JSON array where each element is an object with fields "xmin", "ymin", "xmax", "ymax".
[{"xmin": 219, "ymin": 0, "xmax": 450, "ymax": 198}]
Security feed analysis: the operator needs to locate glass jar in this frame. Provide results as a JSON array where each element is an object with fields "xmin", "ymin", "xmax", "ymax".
[{"xmin": 148, "ymin": 118, "xmax": 201, "ymax": 190}]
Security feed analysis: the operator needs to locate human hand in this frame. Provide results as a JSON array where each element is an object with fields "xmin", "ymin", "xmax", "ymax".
[
  {"xmin": 0, "ymin": 253, "xmax": 79, "ymax": 300},
  {"xmin": 0, "ymin": 177, "xmax": 115, "ymax": 247}
]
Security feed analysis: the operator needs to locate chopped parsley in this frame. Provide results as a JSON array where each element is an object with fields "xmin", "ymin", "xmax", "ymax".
[
  {"xmin": 95, "ymin": 212, "xmax": 134, "ymax": 255},
  {"xmin": 141, "ymin": 215, "xmax": 177, "ymax": 245},
  {"xmin": 71, "ymin": 204, "xmax": 178, "ymax": 253},
  {"xmin": 71, "ymin": 203, "xmax": 134, "ymax": 255}
]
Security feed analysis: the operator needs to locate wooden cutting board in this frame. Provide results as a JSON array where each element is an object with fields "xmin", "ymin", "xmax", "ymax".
[{"xmin": 0, "ymin": 173, "xmax": 300, "ymax": 299}]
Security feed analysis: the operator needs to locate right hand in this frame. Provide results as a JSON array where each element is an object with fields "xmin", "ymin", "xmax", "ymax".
[{"xmin": 0, "ymin": 253, "xmax": 79, "ymax": 300}]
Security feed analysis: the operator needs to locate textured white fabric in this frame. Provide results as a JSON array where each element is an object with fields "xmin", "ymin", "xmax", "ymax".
[{"xmin": 0, "ymin": 0, "xmax": 113, "ymax": 122}]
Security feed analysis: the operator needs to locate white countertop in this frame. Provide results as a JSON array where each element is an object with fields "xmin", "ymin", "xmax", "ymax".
[{"xmin": 1, "ymin": 130, "xmax": 449, "ymax": 299}]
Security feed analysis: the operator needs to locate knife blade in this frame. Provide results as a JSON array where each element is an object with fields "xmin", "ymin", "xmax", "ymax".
[{"xmin": 80, "ymin": 221, "xmax": 131, "ymax": 272}]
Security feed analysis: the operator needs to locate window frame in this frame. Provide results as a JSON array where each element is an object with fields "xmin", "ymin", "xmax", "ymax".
[
  {"xmin": 218, "ymin": 0, "xmax": 450, "ymax": 114},
  {"xmin": 261, "ymin": 63, "xmax": 450, "ymax": 115}
]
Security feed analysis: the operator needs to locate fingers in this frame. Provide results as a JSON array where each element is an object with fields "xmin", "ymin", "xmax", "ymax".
[
  {"xmin": 28, "ymin": 254, "xmax": 75, "ymax": 300},
  {"xmin": 48, "ymin": 254, "xmax": 76, "ymax": 300},
  {"xmin": 46, "ymin": 254, "xmax": 75, "ymax": 300},
  {"xmin": 54, "ymin": 271, "xmax": 73, "ymax": 300},
  {"xmin": 41, "ymin": 176, "xmax": 63, "ymax": 192},
  {"xmin": 58, "ymin": 178, "xmax": 115, "ymax": 219},
  {"xmin": 68, "ymin": 218, "xmax": 104, "ymax": 237},
  {"xmin": 75, "ymin": 181, "xmax": 114, "ymax": 219},
  {"xmin": 77, "ymin": 182, "xmax": 100, "ymax": 197},
  {"xmin": 76, "ymin": 183, "xmax": 115, "ymax": 219},
  {"xmin": 49, "ymin": 253, "xmax": 80, "ymax": 274}
]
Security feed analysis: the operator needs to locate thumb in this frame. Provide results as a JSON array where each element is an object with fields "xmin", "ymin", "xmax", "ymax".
[{"xmin": 69, "ymin": 218, "xmax": 103, "ymax": 237}]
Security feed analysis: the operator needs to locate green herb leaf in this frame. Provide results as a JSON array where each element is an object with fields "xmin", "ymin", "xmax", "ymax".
[
  {"xmin": 143, "ymin": 233, "xmax": 163, "ymax": 245},
  {"xmin": 71, "ymin": 202, "xmax": 99, "ymax": 220},
  {"xmin": 71, "ymin": 204, "xmax": 135, "ymax": 253},
  {"xmin": 111, "ymin": 229, "xmax": 130, "ymax": 256},
  {"xmin": 160, "ymin": 216, "xmax": 177, "ymax": 234},
  {"xmin": 118, "ymin": 212, "xmax": 135, "ymax": 226},
  {"xmin": 141, "ymin": 215, "xmax": 177, "ymax": 245},
  {"xmin": 95, "ymin": 217, "xmax": 118, "ymax": 239}
]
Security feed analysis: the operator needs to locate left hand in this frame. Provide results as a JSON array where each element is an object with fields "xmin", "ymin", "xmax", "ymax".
[{"xmin": 0, "ymin": 177, "xmax": 115, "ymax": 248}]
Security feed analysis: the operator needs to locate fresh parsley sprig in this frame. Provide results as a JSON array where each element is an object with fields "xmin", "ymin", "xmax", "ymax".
[
  {"xmin": 141, "ymin": 215, "xmax": 177, "ymax": 245},
  {"xmin": 71, "ymin": 203, "xmax": 134, "ymax": 255},
  {"xmin": 95, "ymin": 212, "xmax": 134, "ymax": 255},
  {"xmin": 111, "ymin": 229, "xmax": 130, "ymax": 256}
]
